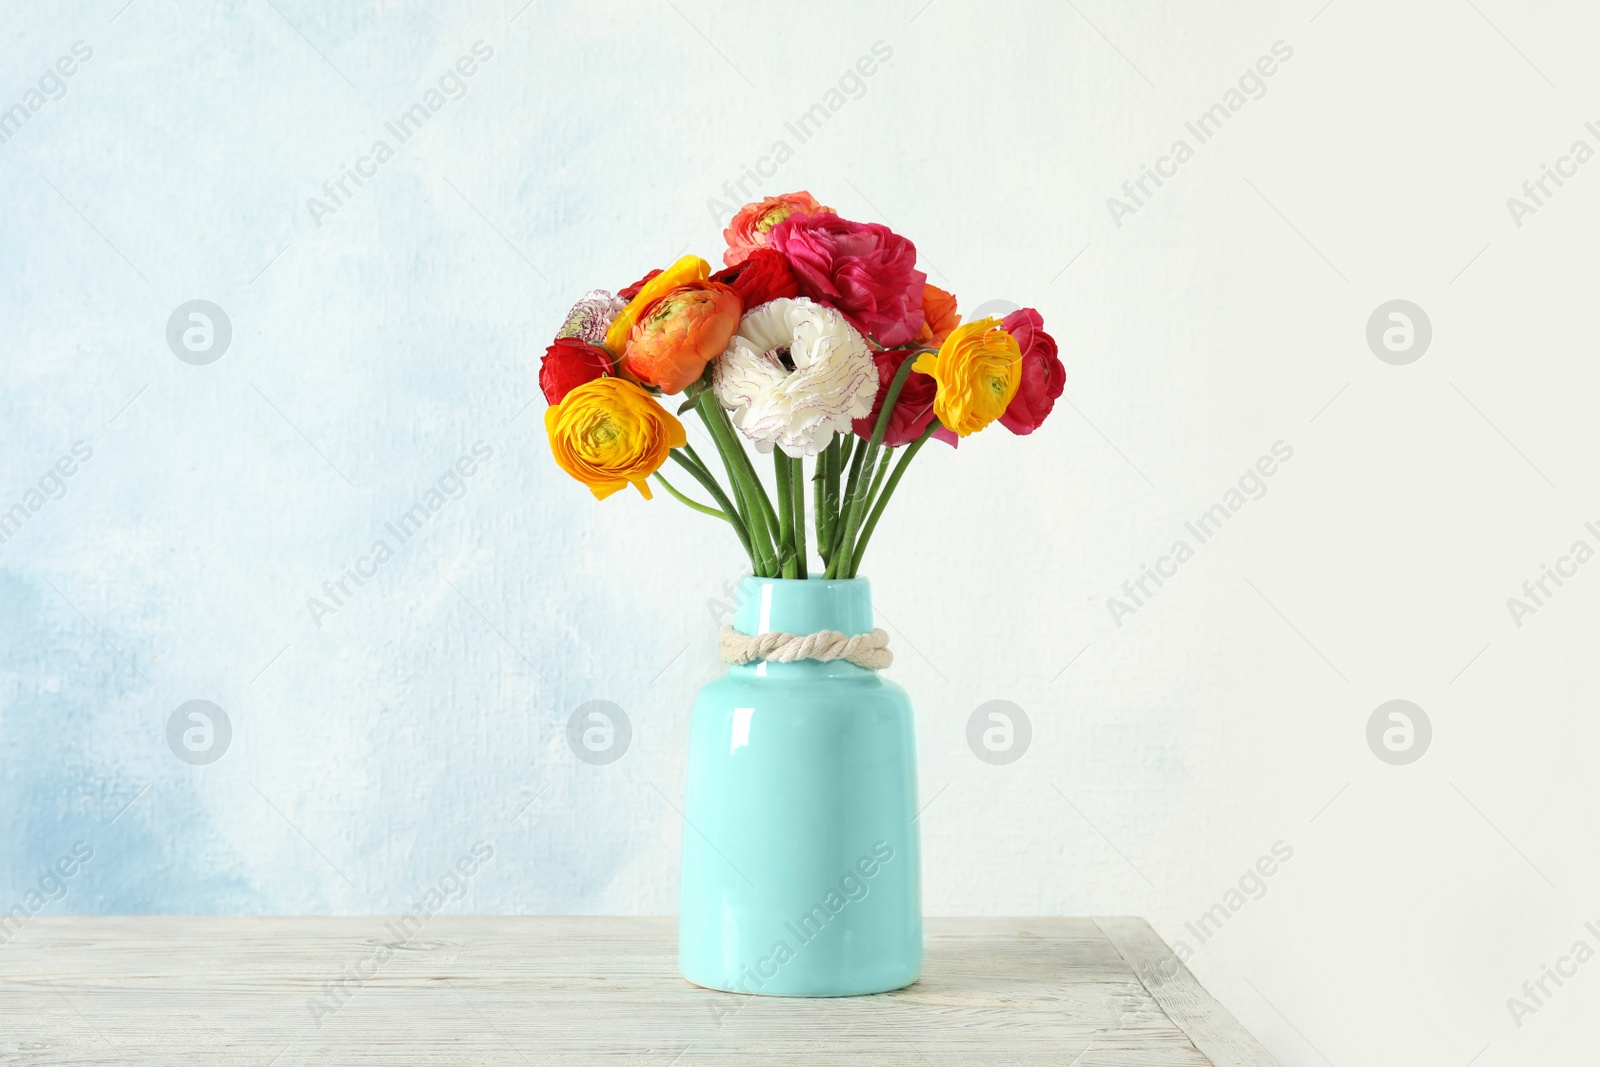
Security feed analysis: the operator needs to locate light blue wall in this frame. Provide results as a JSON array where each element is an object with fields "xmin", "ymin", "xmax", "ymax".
[{"xmin": 7, "ymin": 0, "xmax": 1122, "ymax": 918}]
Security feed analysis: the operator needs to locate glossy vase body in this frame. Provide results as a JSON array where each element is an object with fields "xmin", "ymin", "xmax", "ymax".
[{"xmin": 678, "ymin": 577, "xmax": 922, "ymax": 996}]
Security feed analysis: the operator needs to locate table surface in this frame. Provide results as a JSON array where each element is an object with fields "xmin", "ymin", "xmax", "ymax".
[{"xmin": 0, "ymin": 916, "xmax": 1278, "ymax": 1066}]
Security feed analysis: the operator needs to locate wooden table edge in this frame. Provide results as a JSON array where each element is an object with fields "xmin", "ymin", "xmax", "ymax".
[{"xmin": 1096, "ymin": 916, "xmax": 1281, "ymax": 1067}]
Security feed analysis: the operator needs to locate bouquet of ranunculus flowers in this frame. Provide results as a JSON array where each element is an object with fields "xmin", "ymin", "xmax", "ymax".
[{"xmin": 540, "ymin": 191, "xmax": 1064, "ymax": 578}]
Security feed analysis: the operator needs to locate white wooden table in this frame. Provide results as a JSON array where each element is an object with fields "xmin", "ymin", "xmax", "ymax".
[{"xmin": 0, "ymin": 917, "xmax": 1278, "ymax": 1065}]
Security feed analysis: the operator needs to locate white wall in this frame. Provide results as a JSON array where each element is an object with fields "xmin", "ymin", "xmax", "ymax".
[{"xmin": 3, "ymin": 0, "xmax": 1597, "ymax": 1063}]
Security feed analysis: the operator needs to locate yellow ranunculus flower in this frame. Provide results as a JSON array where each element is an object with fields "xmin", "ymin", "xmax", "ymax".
[
  {"xmin": 910, "ymin": 317, "xmax": 1022, "ymax": 437},
  {"xmin": 603, "ymin": 254, "xmax": 711, "ymax": 356},
  {"xmin": 544, "ymin": 377, "xmax": 687, "ymax": 499}
]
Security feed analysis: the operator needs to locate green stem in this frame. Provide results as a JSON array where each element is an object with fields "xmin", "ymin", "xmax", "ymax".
[
  {"xmin": 830, "ymin": 354, "xmax": 921, "ymax": 577},
  {"xmin": 726, "ymin": 470, "xmax": 764, "ymax": 573},
  {"xmin": 774, "ymin": 452, "xmax": 796, "ymax": 578},
  {"xmin": 667, "ymin": 451, "xmax": 752, "ymax": 563},
  {"xmin": 693, "ymin": 392, "xmax": 777, "ymax": 575},
  {"xmin": 738, "ymin": 470, "xmax": 777, "ymax": 577},
  {"xmin": 848, "ymin": 421, "xmax": 938, "ymax": 576},
  {"xmin": 865, "ymin": 444, "xmax": 893, "ymax": 505},
  {"xmin": 713, "ymin": 405, "xmax": 783, "ymax": 575},
  {"xmin": 653, "ymin": 471, "xmax": 728, "ymax": 521},
  {"xmin": 791, "ymin": 454, "xmax": 807, "ymax": 579},
  {"xmin": 706, "ymin": 397, "xmax": 779, "ymax": 536},
  {"xmin": 751, "ymin": 485, "xmax": 782, "ymax": 577},
  {"xmin": 681, "ymin": 440, "xmax": 715, "ymax": 479},
  {"xmin": 827, "ymin": 435, "xmax": 869, "ymax": 573},
  {"xmin": 814, "ymin": 439, "xmax": 836, "ymax": 570},
  {"xmin": 694, "ymin": 390, "xmax": 780, "ymax": 575},
  {"xmin": 666, "ymin": 449, "xmax": 736, "ymax": 521}
]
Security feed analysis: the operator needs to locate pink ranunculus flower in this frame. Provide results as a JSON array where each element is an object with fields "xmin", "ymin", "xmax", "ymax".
[
  {"xmin": 722, "ymin": 191, "xmax": 832, "ymax": 267},
  {"xmin": 768, "ymin": 213, "xmax": 927, "ymax": 348},
  {"xmin": 997, "ymin": 308, "xmax": 1064, "ymax": 435}
]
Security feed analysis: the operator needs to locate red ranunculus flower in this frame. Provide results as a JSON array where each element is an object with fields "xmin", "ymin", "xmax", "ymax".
[
  {"xmin": 998, "ymin": 308, "xmax": 1064, "ymax": 435},
  {"xmin": 851, "ymin": 348, "xmax": 939, "ymax": 448},
  {"xmin": 540, "ymin": 338, "xmax": 613, "ymax": 405},
  {"xmin": 709, "ymin": 248, "xmax": 801, "ymax": 308},
  {"xmin": 768, "ymin": 213, "xmax": 927, "ymax": 348},
  {"xmin": 618, "ymin": 268, "xmax": 662, "ymax": 301}
]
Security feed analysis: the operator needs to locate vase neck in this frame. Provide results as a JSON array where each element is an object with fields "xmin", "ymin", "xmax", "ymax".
[{"xmin": 732, "ymin": 577, "xmax": 874, "ymax": 637}]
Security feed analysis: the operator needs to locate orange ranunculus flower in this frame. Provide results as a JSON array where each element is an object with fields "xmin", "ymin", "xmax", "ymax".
[
  {"xmin": 723, "ymin": 191, "xmax": 833, "ymax": 267},
  {"xmin": 910, "ymin": 317, "xmax": 1022, "ymax": 437},
  {"xmin": 544, "ymin": 377, "xmax": 687, "ymax": 500},
  {"xmin": 603, "ymin": 254, "xmax": 711, "ymax": 356},
  {"xmin": 914, "ymin": 283, "xmax": 960, "ymax": 348},
  {"xmin": 620, "ymin": 281, "xmax": 743, "ymax": 395}
]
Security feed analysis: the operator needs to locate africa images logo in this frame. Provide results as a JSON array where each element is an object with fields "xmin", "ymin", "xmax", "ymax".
[
  {"xmin": 305, "ymin": 443, "xmax": 493, "ymax": 628},
  {"xmin": 0, "ymin": 441, "xmax": 93, "ymax": 548},
  {"xmin": 306, "ymin": 42, "xmax": 494, "ymax": 228},
  {"xmin": 1105, "ymin": 40, "xmax": 1294, "ymax": 228},
  {"xmin": 0, "ymin": 40, "xmax": 93, "ymax": 148},
  {"xmin": 722, "ymin": 842, "xmax": 897, "ymax": 996},
  {"xmin": 1106, "ymin": 442, "xmax": 1293, "ymax": 627}
]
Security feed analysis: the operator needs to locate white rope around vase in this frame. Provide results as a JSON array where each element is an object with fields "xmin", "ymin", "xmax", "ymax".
[{"xmin": 718, "ymin": 627, "xmax": 893, "ymax": 670}]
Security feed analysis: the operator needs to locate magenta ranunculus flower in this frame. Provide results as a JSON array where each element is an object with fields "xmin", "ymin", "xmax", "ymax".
[
  {"xmin": 768, "ymin": 213, "xmax": 927, "ymax": 348},
  {"xmin": 997, "ymin": 308, "xmax": 1064, "ymax": 435},
  {"xmin": 852, "ymin": 349, "xmax": 938, "ymax": 448}
]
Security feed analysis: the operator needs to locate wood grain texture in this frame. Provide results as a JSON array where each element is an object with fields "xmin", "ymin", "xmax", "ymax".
[
  {"xmin": 0, "ymin": 917, "xmax": 1278, "ymax": 1066},
  {"xmin": 1098, "ymin": 917, "xmax": 1280, "ymax": 1067}
]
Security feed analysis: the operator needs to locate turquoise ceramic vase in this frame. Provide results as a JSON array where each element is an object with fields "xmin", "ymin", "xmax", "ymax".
[{"xmin": 678, "ymin": 576, "xmax": 922, "ymax": 996}]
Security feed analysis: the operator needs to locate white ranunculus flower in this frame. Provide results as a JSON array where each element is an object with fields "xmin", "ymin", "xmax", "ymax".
[
  {"xmin": 555, "ymin": 289, "xmax": 627, "ymax": 346},
  {"xmin": 711, "ymin": 297, "xmax": 878, "ymax": 457}
]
